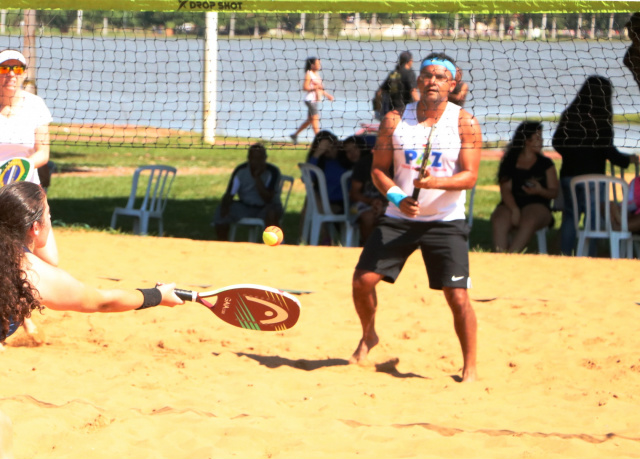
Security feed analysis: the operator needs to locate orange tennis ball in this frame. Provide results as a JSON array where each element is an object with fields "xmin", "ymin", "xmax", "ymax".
[{"xmin": 263, "ymin": 226, "xmax": 284, "ymax": 246}]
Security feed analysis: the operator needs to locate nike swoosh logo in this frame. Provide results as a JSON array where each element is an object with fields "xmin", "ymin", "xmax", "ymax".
[{"xmin": 451, "ymin": 276, "xmax": 465, "ymax": 281}]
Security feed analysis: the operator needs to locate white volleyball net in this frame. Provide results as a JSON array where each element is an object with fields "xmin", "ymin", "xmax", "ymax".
[{"xmin": 1, "ymin": 6, "xmax": 639, "ymax": 150}]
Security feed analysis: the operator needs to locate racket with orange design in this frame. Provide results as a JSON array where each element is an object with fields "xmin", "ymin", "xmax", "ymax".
[{"xmin": 175, "ymin": 284, "xmax": 301, "ymax": 331}]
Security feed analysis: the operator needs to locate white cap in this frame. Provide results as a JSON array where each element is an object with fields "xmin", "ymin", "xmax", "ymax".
[{"xmin": 0, "ymin": 50, "xmax": 26, "ymax": 66}]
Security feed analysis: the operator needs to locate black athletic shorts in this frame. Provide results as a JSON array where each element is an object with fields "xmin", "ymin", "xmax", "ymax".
[{"xmin": 355, "ymin": 216, "xmax": 471, "ymax": 290}]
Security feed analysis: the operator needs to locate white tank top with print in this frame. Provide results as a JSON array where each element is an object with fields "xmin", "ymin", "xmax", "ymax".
[
  {"xmin": 385, "ymin": 101, "xmax": 466, "ymax": 222},
  {"xmin": 304, "ymin": 71, "xmax": 322, "ymax": 102}
]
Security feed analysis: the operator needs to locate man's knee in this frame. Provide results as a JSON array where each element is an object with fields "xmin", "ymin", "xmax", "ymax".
[
  {"xmin": 443, "ymin": 288, "xmax": 472, "ymax": 313},
  {"xmin": 352, "ymin": 269, "xmax": 379, "ymax": 295}
]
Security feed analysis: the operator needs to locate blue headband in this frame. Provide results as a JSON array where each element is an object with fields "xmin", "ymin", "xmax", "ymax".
[{"xmin": 420, "ymin": 58, "xmax": 456, "ymax": 79}]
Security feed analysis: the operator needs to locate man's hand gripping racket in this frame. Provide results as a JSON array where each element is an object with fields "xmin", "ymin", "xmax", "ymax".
[
  {"xmin": 175, "ymin": 284, "xmax": 301, "ymax": 331},
  {"xmin": 411, "ymin": 125, "xmax": 437, "ymax": 200}
]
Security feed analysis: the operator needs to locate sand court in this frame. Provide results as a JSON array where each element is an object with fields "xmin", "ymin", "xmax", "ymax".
[{"xmin": 2, "ymin": 229, "xmax": 639, "ymax": 458}]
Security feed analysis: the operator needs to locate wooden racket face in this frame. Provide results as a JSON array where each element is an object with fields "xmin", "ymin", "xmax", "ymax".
[
  {"xmin": 199, "ymin": 287, "xmax": 300, "ymax": 331},
  {"xmin": 0, "ymin": 158, "xmax": 32, "ymax": 186}
]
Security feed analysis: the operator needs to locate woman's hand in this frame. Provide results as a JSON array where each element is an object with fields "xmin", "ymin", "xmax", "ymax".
[
  {"xmin": 156, "ymin": 283, "xmax": 184, "ymax": 307},
  {"xmin": 522, "ymin": 179, "xmax": 542, "ymax": 195},
  {"xmin": 510, "ymin": 207, "xmax": 521, "ymax": 227}
]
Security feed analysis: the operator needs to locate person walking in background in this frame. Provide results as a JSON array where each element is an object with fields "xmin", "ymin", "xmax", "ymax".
[
  {"xmin": 291, "ymin": 57, "xmax": 333, "ymax": 145},
  {"xmin": 552, "ymin": 75, "xmax": 638, "ymax": 256},
  {"xmin": 491, "ymin": 121, "xmax": 558, "ymax": 253},
  {"xmin": 351, "ymin": 53, "xmax": 482, "ymax": 383},
  {"xmin": 373, "ymin": 51, "xmax": 419, "ymax": 120},
  {"xmin": 212, "ymin": 144, "xmax": 283, "ymax": 241}
]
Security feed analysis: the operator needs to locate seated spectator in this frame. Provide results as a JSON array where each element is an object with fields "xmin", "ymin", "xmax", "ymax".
[
  {"xmin": 612, "ymin": 175, "xmax": 640, "ymax": 232},
  {"xmin": 491, "ymin": 121, "xmax": 558, "ymax": 253},
  {"xmin": 345, "ymin": 135, "xmax": 388, "ymax": 245},
  {"xmin": 306, "ymin": 130, "xmax": 359, "ymax": 214},
  {"xmin": 212, "ymin": 144, "xmax": 282, "ymax": 241}
]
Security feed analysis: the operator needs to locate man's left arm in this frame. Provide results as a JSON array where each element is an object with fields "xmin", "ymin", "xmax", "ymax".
[{"xmin": 413, "ymin": 110, "xmax": 482, "ymax": 191}]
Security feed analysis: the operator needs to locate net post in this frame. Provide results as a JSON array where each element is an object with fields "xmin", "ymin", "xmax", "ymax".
[
  {"xmin": 23, "ymin": 9, "xmax": 36, "ymax": 82},
  {"xmin": 203, "ymin": 11, "xmax": 218, "ymax": 145}
]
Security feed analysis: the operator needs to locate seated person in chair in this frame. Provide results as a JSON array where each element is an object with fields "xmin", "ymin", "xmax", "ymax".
[
  {"xmin": 491, "ymin": 121, "xmax": 558, "ymax": 253},
  {"xmin": 346, "ymin": 135, "xmax": 388, "ymax": 245},
  {"xmin": 611, "ymin": 176, "xmax": 640, "ymax": 233},
  {"xmin": 213, "ymin": 144, "xmax": 283, "ymax": 241}
]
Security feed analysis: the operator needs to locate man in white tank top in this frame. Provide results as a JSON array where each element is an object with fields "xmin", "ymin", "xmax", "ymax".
[{"xmin": 350, "ymin": 53, "xmax": 482, "ymax": 383}]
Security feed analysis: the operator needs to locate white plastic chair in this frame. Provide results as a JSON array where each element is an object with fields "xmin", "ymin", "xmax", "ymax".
[
  {"xmin": 298, "ymin": 163, "xmax": 350, "ymax": 246},
  {"xmin": 228, "ymin": 174, "xmax": 294, "ymax": 243},
  {"xmin": 110, "ymin": 165, "xmax": 177, "ymax": 236},
  {"xmin": 340, "ymin": 170, "xmax": 360, "ymax": 247},
  {"xmin": 570, "ymin": 174, "xmax": 633, "ymax": 258}
]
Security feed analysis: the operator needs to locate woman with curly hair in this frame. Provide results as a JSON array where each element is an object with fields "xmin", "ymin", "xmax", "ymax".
[
  {"xmin": 0, "ymin": 181, "xmax": 183, "ymax": 343},
  {"xmin": 0, "ymin": 181, "xmax": 183, "ymax": 458}
]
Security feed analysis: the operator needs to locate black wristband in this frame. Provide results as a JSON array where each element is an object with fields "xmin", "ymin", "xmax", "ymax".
[{"xmin": 136, "ymin": 287, "xmax": 162, "ymax": 310}]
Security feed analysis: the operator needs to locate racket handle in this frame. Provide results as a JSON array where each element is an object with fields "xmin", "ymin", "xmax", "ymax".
[
  {"xmin": 175, "ymin": 289, "xmax": 197, "ymax": 302},
  {"xmin": 411, "ymin": 187, "xmax": 420, "ymax": 200}
]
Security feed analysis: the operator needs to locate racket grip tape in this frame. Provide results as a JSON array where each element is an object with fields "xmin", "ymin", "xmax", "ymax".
[
  {"xmin": 411, "ymin": 187, "xmax": 420, "ymax": 200},
  {"xmin": 175, "ymin": 289, "xmax": 197, "ymax": 302}
]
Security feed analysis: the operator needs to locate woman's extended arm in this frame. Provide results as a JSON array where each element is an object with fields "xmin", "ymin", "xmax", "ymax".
[{"xmin": 25, "ymin": 254, "xmax": 182, "ymax": 313}]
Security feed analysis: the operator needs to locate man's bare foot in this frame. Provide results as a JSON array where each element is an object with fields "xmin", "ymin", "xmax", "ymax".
[
  {"xmin": 461, "ymin": 367, "xmax": 477, "ymax": 382},
  {"xmin": 349, "ymin": 333, "xmax": 379, "ymax": 364}
]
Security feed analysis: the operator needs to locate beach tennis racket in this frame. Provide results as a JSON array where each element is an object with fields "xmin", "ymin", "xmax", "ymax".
[
  {"xmin": 175, "ymin": 284, "xmax": 301, "ymax": 331},
  {"xmin": 0, "ymin": 157, "xmax": 34, "ymax": 186},
  {"xmin": 411, "ymin": 125, "xmax": 437, "ymax": 200}
]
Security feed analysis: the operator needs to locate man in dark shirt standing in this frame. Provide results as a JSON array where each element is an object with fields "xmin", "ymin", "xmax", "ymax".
[{"xmin": 374, "ymin": 51, "xmax": 419, "ymax": 119}]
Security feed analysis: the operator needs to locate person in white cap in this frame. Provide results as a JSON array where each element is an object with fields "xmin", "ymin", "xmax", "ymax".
[
  {"xmin": 0, "ymin": 49, "xmax": 52, "ymax": 173},
  {"xmin": 0, "ymin": 49, "xmax": 56, "ymax": 346}
]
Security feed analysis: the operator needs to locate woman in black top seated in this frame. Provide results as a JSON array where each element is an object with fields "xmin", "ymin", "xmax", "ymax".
[{"xmin": 491, "ymin": 121, "xmax": 558, "ymax": 253}]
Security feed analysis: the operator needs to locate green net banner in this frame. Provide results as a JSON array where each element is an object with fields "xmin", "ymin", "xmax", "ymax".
[{"xmin": 0, "ymin": 0, "xmax": 639, "ymax": 13}]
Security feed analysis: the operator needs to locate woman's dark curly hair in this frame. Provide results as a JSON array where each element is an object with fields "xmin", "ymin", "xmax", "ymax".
[
  {"xmin": 497, "ymin": 121, "xmax": 543, "ymax": 183},
  {"xmin": 0, "ymin": 181, "xmax": 45, "ymax": 339}
]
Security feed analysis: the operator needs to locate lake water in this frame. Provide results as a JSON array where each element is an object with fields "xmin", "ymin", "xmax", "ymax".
[{"xmin": 1, "ymin": 34, "xmax": 639, "ymax": 151}]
